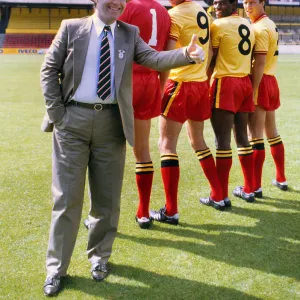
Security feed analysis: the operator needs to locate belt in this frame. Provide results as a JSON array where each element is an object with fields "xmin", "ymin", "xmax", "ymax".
[{"xmin": 68, "ymin": 100, "xmax": 117, "ymax": 111}]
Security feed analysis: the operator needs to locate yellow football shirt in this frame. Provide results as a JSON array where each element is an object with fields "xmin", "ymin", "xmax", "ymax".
[
  {"xmin": 211, "ymin": 14, "xmax": 255, "ymax": 78},
  {"xmin": 252, "ymin": 15, "xmax": 278, "ymax": 76},
  {"xmin": 168, "ymin": 1, "xmax": 210, "ymax": 82}
]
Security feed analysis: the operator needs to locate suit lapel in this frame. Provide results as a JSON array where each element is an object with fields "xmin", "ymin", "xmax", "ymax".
[
  {"xmin": 114, "ymin": 22, "xmax": 129, "ymax": 93},
  {"xmin": 73, "ymin": 17, "xmax": 93, "ymax": 92}
]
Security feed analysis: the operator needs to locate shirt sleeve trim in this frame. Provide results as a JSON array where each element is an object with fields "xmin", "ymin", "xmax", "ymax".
[{"xmin": 169, "ymin": 35, "xmax": 178, "ymax": 41}]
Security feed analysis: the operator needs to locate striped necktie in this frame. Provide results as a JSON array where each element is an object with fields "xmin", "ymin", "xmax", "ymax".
[{"xmin": 97, "ymin": 25, "xmax": 111, "ymax": 101}]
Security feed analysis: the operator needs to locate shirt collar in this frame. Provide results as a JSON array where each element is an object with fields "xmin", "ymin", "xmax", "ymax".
[
  {"xmin": 254, "ymin": 13, "xmax": 267, "ymax": 24},
  {"xmin": 92, "ymin": 13, "xmax": 116, "ymax": 39}
]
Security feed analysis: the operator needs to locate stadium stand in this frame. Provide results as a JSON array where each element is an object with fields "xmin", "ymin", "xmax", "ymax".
[
  {"xmin": 3, "ymin": 33, "xmax": 55, "ymax": 48},
  {"xmin": 6, "ymin": 7, "xmax": 92, "ymax": 33},
  {"xmin": 2, "ymin": 5, "xmax": 92, "ymax": 48},
  {"xmin": 236, "ymin": 4, "xmax": 300, "ymax": 45},
  {"xmin": 0, "ymin": 0, "xmax": 299, "ymax": 49}
]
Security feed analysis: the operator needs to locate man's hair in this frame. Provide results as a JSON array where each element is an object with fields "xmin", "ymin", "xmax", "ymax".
[{"xmin": 229, "ymin": 0, "xmax": 237, "ymax": 4}]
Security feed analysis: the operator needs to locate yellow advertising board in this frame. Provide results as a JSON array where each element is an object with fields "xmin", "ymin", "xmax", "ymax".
[{"xmin": 0, "ymin": 48, "xmax": 47, "ymax": 54}]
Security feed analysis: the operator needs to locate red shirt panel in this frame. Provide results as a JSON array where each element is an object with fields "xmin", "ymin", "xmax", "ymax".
[{"xmin": 119, "ymin": 0, "xmax": 171, "ymax": 73}]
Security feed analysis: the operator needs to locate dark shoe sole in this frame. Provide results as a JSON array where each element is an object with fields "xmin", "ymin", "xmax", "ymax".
[
  {"xmin": 44, "ymin": 291, "xmax": 61, "ymax": 297},
  {"xmin": 254, "ymin": 191, "xmax": 263, "ymax": 198},
  {"xmin": 224, "ymin": 198, "xmax": 231, "ymax": 207},
  {"xmin": 151, "ymin": 217, "xmax": 179, "ymax": 225},
  {"xmin": 272, "ymin": 180, "xmax": 288, "ymax": 191},
  {"xmin": 236, "ymin": 194, "xmax": 255, "ymax": 203},
  {"xmin": 160, "ymin": 219, "xmax": 179, "ymax": 225},
  {"xmin": 44, "ymin": 289, "xmax": 61, "ymax": 297},
  {"xmin": 135, "ymin": 217, "xmax": 153, "ymax": 229},
  {"xmin": 233, "ymin": 187, "xmax": 255, "ymax": 203},
  {"xmin": 91, "ymin": 273, "xmax": 109, "ymax": 282},
  {"xmin": 149, "ymin": 209, "xmax": 179, "ymax": 225},
  {"xmin": 199, "ymin": 198, "xmax": 225, "ymax": 211}
]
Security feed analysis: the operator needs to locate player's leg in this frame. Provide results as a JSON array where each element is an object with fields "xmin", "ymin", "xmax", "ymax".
[
  {"xmin": 265, "ymin": 110, "xmax": 288, "ymax": 190},
  {"xmin": 149, "ymin": 115, "xmax": 182, "ymax": 225},
  {"xmin": 133, "ymin": 72, "xmax": 162, "ymax": 228},
  {"xmin": 187, "ymin": 119, "xmax": 225, "ymax": 210},
  {"xmin": 150, "ymin": 79, "xmax": 186, "ymax": 225},
  {"xmin": 230, "ymin": 76, "xmax": 255, "ymax": 202},
  {"xmin": 248, "ymin": 106, "xmax": 266, "ymax": 198},
  {"xmin": 133, "ymin": 118, "xmax": 154, "ymax": 228},
  {"xmin": 233, "ymin": 111, "xmax": 255, "ymax": 202},
  {"xmin": 210, "ymin": 108, "xmax": 234, "ymax": 207}
]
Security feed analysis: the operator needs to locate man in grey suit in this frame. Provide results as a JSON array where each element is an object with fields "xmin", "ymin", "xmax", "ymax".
[{"xmin": 41, "ymin": 0, "xmax": 204, "ymax": 296}]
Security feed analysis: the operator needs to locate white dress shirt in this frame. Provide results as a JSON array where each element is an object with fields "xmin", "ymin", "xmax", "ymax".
[{"xmin": 73, "ymin": 14, "xmax": 116, "ymax": 104}]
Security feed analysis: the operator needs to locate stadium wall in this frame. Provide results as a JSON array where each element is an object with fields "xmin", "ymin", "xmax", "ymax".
[{"xmin": 1, "ymin": 45, "xmax": 299, "ymax": 55}]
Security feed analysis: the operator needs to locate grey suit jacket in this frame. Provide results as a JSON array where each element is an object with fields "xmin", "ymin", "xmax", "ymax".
[{"xmin": 40, "ymin": 16, "xmax": 191, "ymax": 146}]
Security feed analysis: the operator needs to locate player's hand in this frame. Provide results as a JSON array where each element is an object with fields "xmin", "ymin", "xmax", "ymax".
[{"xmin": 186, "ymin": 34, "xmax": 205, "ymax": 63}]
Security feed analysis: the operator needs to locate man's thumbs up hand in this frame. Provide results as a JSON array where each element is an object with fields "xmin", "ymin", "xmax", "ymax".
[{"xmin": 186, "ymin": 34, "xmax": 205, "ymax": 64}]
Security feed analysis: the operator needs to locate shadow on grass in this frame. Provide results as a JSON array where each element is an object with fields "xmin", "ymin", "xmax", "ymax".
[
  {"xmin": 284, "ymin": 186, "xmax": 300, "ymax": 195},
  {"xmin": 118, "ymin": 203, "xmax": 300, "ymax": 281},
  {"xmin": 255, "ymin": 196, "xmax": 300, "ymax": 210},
  {"xmin": 63, "ymin": 264, "xmax": 260, "ymax": 299}
]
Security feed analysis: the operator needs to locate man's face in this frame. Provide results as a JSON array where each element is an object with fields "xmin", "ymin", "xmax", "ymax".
[
  {"xmin": 243, "ymin": 0, "xmax": 264, "ymax": 21},
  {"xmin": 95, "ymin": 0, "xmax": 126, "ymax": 24},
  {"xmin": 213, "ymin": 0, "xmax": 234, "ymax": 18},
  {"xmin": 169, "ymin": 0, "xmax": 185, "ymax": 7}
]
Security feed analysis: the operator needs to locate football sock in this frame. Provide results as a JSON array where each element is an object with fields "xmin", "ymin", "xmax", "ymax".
[
  {"xmin": 250, "ymin": 138, "xmax": 265, "ymax": 191},
  {"xmin": 196, "ymin": 148, "xmax": 223, "ymax": 201},
  {"xmin": 161, "ymin": 154, "xmax": 179, "ymax": 216},
  {"xmin": 268, "ymin": 135, "xmax": 286, "ymax": 182},
  {"xmin": 238, "ymin": 146, "xmax": 254, "ymax": 194},
  {"xmin": 135, "ymin": 162, "xmax": 154, "ymax": 219},
  {"xmin": 216, "ymin": 149, "xmax": 232, "ymax": 199}
]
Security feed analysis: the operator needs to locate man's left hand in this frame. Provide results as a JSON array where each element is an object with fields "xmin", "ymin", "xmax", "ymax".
[{"xmin": 186, "ymin": 34, "xmax": 205, "ymax": 64}]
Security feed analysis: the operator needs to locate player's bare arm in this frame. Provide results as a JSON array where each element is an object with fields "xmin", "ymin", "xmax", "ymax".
[
  {"xmin": 207, "ymin": 47, "xmax": 218, "ymax": 81},
  {"xmin": 251, "ymin": 53, "xmax": 267, "ymax": 95}
]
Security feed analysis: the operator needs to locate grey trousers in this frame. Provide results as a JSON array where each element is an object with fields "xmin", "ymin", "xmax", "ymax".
[{"xmin": 46, "ymin": 104, "xmax": 126, "ymax": 277}]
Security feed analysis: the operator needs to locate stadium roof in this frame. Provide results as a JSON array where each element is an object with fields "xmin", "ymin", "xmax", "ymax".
[{"xmin": 0, "ymin": 0, "xmax": 208, "ymax": 7}]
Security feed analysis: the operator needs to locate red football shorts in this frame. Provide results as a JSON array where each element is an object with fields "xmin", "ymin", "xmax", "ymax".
[
  {"xmin": 210, "ymin": 76, "xmax": 254, "ymax": 113},
  {"xmin": 161, "ymin": 79, "xmax": 211, "ymax": 123},
  {"xmin": 132, "ymin": 72, "xmax": 161, "ymax": 120},
  {"xmin": 255, "ymin": 74, "xmax": 280, "ymax": 111}
]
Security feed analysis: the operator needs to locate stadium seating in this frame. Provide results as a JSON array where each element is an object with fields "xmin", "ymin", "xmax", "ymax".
[
  {"xmin": 237, "ymin": 5, "xmax": 300, "ymax": 44},
  {"xmin": 3, "ymin": 33, "xmax": 55, "ymax": 48},
  {"xmin": 277, "ymin": 23, "xmax": 300, "ymax": 44},
  {"xmin": 2, "ymin": 4, "xmax": 300, "ymax": 47},
  {"xmin": 2, "ymin": 7, "xmax": 92, "ymax": 48},
  {"xmin": 6, "ymin": 7, "xmax": 92, "ymax": 34}
]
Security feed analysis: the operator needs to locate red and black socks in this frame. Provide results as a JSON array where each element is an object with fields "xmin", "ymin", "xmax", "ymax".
[
  {"xmin": 250, "ymin": 138, "xmax": 265, "ymax": 191},
  {"xmin": 161, "ymin": 154, "xmax": 179, "ymax": 216},
  {"xmin": 136, "ymin": 162, "xmax": 154, "ymax": 218},
  {"xmin": 216, "ymin": 149, "xmax": 232, "ymax": 199},
  {"xmin": 268, "ymin": 136, "xmax": 286, "ymax": 183},
  {"xmin": 196, "ymin": 148, "xmax": 223, "ymax": 201}
]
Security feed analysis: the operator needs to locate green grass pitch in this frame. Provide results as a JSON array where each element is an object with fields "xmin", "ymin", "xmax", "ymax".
[{"xmin": 0, "ymin": 54, "xmax": 299, "ymax": 299}]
